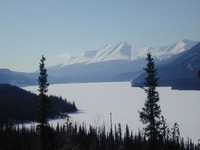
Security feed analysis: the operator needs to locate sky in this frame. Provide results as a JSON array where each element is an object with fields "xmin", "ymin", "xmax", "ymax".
[{"xmin": 0, "ymin": 0, "xmax": 200, "ymax": 72}]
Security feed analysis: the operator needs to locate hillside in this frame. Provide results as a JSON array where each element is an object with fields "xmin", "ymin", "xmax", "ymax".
[
  {"xmin": 0, "ymin": 69, "xmax": 37, "ymax": 86},
  {"xmin": 0, "ymin": 84, "xmax": 77, "ymax": 124},
  {"xmin": 132, "ymin": 42, "xmax": 200, "ymax": 90}
]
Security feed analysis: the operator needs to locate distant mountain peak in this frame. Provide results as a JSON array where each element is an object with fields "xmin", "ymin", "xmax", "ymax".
[
  {"xmin": 181, "ymin": 39, "xmax": 195, "ymax": 43},
  {"xmin": 180, "ymin": 39, "xmax": 200, "ymax": 50},
  {"xmin": 118, "ymin": 41, "xmax": 129, "ymax": 45},
  {"xmin": 56, "ymin": 40, "xmax": 199, "ymax": 68}
]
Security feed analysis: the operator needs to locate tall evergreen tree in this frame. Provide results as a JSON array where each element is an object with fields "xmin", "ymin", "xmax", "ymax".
[
  {"xmin": 139, "ymin": 52, "xmax": 162, "ymax": 150},
  {"xmin": 37, "ymin": 55, "xmax": 51, "ymax": 150},
  {"xmin": 37, "ymin": 55, "xmax": 50, "ymax": 127}
]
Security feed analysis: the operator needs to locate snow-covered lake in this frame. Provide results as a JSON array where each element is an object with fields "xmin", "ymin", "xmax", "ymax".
[{"xmin": 23, "ymin": 82, "xmax": 200, "ymax": 143}]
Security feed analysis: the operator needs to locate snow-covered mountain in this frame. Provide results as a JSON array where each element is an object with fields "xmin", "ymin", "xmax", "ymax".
[
  {"xmin": 47, "ymin": 40, "xmax": 199, "ymax": 83},
  {"xmin": 57, "ymin": 39, "xmax": 198, "ymax": 68}
]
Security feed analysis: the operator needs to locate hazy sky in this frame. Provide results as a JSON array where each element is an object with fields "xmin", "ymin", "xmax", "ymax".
[{"xmin": 0, "ymin": 0, "xmax": 200, "ymax": 72}]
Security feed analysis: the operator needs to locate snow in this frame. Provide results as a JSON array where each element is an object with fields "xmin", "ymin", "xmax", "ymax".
[
  {"xmin": 23, "ymin": 82, "xmax": 200, "ymax": 143},
  {"xmin": 53, "ymin": 40, "xmax": 198, "ymax": 68}
]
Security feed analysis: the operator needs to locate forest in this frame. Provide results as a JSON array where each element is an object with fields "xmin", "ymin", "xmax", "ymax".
[
  {"xmin": 0, "ymin": 121, "xmax": 197, "ymax": 150},
  {"xmin": 0, "ymin": 84, "xmax": 77, "ymax": 124}
]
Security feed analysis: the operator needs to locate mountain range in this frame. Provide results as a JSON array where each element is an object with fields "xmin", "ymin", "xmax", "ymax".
[
  {"xmin": 47, "ymin": 39, "xmax": 199, "ymax": 84},
  {"xmin": 0, "ymin": 39, "xmax": 199, "ymax": 90},
  {"xmin": 56, "ymin": 40, "xmax": 198, "ymax": 66}
]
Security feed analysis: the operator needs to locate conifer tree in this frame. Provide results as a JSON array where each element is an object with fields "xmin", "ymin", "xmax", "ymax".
[
  {"xmin": 118, "ymin": 123, "xmax": 122, "ymax": 144},
  {"xmin": 160, "ymin": 115, "xmax": 170, "ymax": 143},
  {"xmin": 171, "ymin": 122, "xmax": 180, "ymax": 145},
  {"xmin": 37, "ymin": 55, "xmax": 50, "ymax": 150},
  {"xmin": 139, "ymin": 52, "xmax": 161, "ymax": 150},
  {"xmin": 37, "ymin": 55, "xmax": 50, "ymax": 127}
]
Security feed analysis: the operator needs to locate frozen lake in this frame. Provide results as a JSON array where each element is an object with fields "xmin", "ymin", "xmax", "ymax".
[{"xmin": 24, "ymin": 82, "xmax": 200, "ymax": 143}]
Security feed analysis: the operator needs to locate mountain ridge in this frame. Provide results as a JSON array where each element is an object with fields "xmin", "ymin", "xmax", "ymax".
[
  {"xmin": 0, "ymin": 69, "xmax": 37, "ymax": 86},
  {"xmin": 57, "ymin": 40, "xmax": 199, "ymax": 68}
]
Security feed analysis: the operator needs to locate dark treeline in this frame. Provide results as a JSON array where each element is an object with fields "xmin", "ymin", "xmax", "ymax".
[
  {"xmin": 0, "ymin": 121, "xmax": 197, "ymax": 150},
  {"xmin": 0, "ymin": 84, "xmax": 77, "ymax": 124}
]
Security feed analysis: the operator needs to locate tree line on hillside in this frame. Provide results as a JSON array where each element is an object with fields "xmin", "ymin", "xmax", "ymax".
[
  {"xmin": 0, "ymin": 54, "xmax": 199, "ymax": 150},
  {"xmin": 0, "ymin": 84, "xmax": 77, "ymax": 125}
]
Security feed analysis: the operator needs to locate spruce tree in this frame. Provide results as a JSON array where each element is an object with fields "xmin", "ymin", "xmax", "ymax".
[
  {"xmin": 171, "ymin": 122, "xmax": 180, "ymax": 146},
  {"xmin": 37, "ymin": 55, "xmax": 50, "ymax": 150},
  {"xmin": 37, "ymin": 55, "xmax": 50, "ymax": 127},
  {"xmin": 139, "ymin": 52, "xmax": 161, "ymax": 150}
]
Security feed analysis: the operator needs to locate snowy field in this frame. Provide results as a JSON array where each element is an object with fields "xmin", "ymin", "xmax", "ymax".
[{"xmin": 23, "ymin": 82, "xmax": 200, "ymax": 143}]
